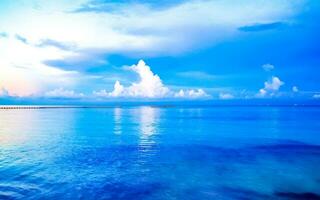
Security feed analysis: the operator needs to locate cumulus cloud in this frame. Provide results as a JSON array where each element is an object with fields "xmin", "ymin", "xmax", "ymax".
[
  {"xmin": 108, "ymin": 81, "xmax": 125, "ymax": 97},
  {"xmin": 292, "ymin": 86, "xmax": 299, "ymax": 92},
  {"xmin": 174, "ymin": 89, "xmax": 209, "ymax": 98},
  {"xmin": 93, "ymin": 60, "xmax": 209, "ymax": 99},
  {"xmin": 258, "ymin": 76, "xmax": 284, "ymax": 97},
  {"xmin": 219, "ymin": 93, "xmax": 234, "ymax": 100},
  {"xmin": 262, "ymin": 64, "xmax": 274, "ymax": 71},
  {"xmin": 45, "ymin": 88, "xmax": 84, "ymax": 98},
  {"xmin": 93, "ymin": 81, "xmax": 125, "ymax": 97},
  {"xmin": 125, "ymin": 60, "xmax": 170, "ymax": 98},
  {"xmin": 264, "ymin": 76, "xmax": 284, "ymax": 91},
  {"xmin": 259, "ymin": 89, "xmax": 267, "ymax": 97}
]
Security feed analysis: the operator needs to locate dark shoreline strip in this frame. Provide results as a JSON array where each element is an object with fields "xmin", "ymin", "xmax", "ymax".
[
  {"xmin": 0, "ymin": 105, "xmax": 176, "ymax": 109},
  {"xmin": 0, "ymin": 106, "xmax": 115, "ymax": 109}
]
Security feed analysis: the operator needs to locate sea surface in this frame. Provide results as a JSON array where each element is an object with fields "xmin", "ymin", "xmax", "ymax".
[{"xmin": 0, "ymin": 106, "xmax": 320, "ymax": 200}]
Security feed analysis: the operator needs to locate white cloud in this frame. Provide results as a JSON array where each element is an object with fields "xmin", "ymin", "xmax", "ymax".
[
  {"xmin": 125, "ymin": 60, "xmax": 170, "ymax": 98},
  {"xmin": 92, "ymin": 90, "xmax": 108, "ymax": 97},
  {"xmin": 262, "ymin": 64, "xmax": 274, "ymax": 71},
  {"xmin": 259, "ymin": 89, "xmax": 267, "ymax": 97},
  {"xmin": 108, "ymin": 81, "xmax": 125, "ymax": 97},
  {"xmin": 0, "ymin": 0, "xmax": 303, "ymax": 56},
  {"xmin": 93, "ymin": 80, "xmax": 125, "ymax": 97},
  {"xmin": 258, "ymin": 76, "xmax": 284, "ymax": 97},
  {"xmin": 264, "ymin": 76, "xmax": 284, "ymax": 91},
  {"xmin": 174, "ymin": 89, "xmax": 209, "ymax": 98},
  {"xmin": 94, "ymin": 60, "xmax": 209, "ymax": 99},
  {"xmin": 0, "ymin": 34, "xmax": 81, "ymax": 97},
  {"xmin": 44, "ymin": 88, "xmax": 84, "ymax": 98},
  {"xmin": 313, "ymin": 94, "xmax": 320, "ymax": 99},
  {"xmin": 292, "ymin": 86, "xmax": 299, "ymax": 92},
  {"xmin": 219, "ymin": 93, "xmax": 234, "ymax": 100}
]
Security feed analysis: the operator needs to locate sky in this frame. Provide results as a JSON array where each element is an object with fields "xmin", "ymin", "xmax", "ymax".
[{"xmin": 0, "ymin": 0, "xmax": 320, "ymax": 103}]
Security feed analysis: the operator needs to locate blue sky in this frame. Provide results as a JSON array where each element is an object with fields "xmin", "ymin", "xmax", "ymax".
[{"xmin": 0, "ymin": 0, "xmax": 320, "ymax": 102}]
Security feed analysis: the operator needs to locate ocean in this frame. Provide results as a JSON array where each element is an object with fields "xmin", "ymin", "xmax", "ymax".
[{"xmin": 0, "ymin": 106, "xmax": 320, "ymax": 199}]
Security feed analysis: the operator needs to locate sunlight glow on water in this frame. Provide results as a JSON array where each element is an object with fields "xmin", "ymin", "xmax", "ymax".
[{"xmin": 0, "ymin": 106, "xmax": 320, "ymax": 199}]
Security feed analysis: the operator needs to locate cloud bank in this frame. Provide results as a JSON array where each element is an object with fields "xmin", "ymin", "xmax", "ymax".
[
  {"xmin": 93, "ymin": 60, "xmax": 209, "ymax": 99},
  {"xmin": 219, "ymin": 93, "xmax": 234, "ymax": 100},
  {"xmin": 45, "ymin": 88, "xmax": 84, "ymax": 98}
]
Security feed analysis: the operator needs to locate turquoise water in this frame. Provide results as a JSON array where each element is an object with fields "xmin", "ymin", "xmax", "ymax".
[{"xmin": 0, "ymin": 106, "xmax": 320, "ymax": 199}]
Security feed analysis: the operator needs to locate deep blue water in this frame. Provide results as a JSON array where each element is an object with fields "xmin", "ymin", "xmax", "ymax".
[{"xmin": 0, "ymin": 106, "xmax": 320, "ymax": 199}]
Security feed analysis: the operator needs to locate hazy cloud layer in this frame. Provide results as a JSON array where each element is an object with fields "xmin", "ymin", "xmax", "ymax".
[
  {"xmin": 45, "ymin": 88, "xmax": 84, "ymax": 98},
  {"xmin": 219, "ymin": 93, "xmax": 234, "ymax": 100}
]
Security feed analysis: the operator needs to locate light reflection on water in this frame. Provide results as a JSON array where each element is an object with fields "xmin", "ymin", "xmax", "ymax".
[
  {"xmin": 113, "ymin": 107, "xmax": 122, "ymax": 135},
  {"xmin": 138, "ymin": 106, "xmax": 159, "ymax": 146},
  {"xmin": 0, "ymin": 106, "xmax": 320, "ymax": 199},
  {"xmin": 0, "ymin": 109, "xmax": 40, "ymax": 145}
]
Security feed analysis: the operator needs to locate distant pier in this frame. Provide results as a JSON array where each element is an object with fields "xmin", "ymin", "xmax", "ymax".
[
  {"xmin": 0, "ymin": 105, "xmax": 173, "ymax": 109},
  {"xmin": 0, "ymin": 106, "xmax": 91, "ymax": 109}
]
